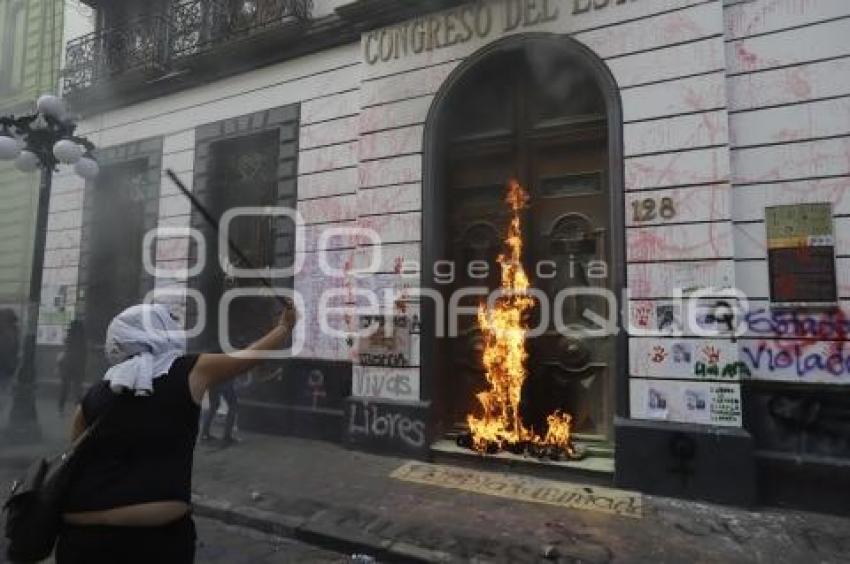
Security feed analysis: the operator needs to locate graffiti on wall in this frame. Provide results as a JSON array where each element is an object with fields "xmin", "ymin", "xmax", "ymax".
[
  {"xmin": 345, "ymin": 398, "xmax": 430, "ymax": 457},
  {"xmin": 742, "ymin": 308, "xmax": 850, "ymax": 383},
  {"xmin": 630, "ymin": 338, "xmax": 745, "ymax": 380},
  {"xmin": 352, "ymin": 366, "xmax": 420, "ymax": 401}
]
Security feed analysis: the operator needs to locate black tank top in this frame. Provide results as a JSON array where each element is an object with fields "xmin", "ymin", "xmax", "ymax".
[{"xmin": 64, "ymin": 355, "xmax": 201, "ymax": 512}]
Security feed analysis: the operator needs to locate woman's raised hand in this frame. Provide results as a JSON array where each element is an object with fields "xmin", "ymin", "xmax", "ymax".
[{"xmin": 278, "ymin": 302, "xmax": 299, "ymax": 333}]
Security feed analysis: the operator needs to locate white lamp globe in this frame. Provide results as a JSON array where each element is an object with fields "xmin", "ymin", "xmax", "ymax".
[
  {"xmin": 36, "ymin": 94, "xmax": 66, "ymax": 119},
  {"xmin": 15, "ymin": 149, "xmax": 40, "ymax": 173},
  {"xmin": 74, "ymin": 155, "xmax": 99, "ymax": 179},
  {"xmin": 0, "ymin": 134, "xmax": 21, "ymax": 160},
  {"xmin": 53, "ymin": 139, "xmax": 84, "ymax": 164}
]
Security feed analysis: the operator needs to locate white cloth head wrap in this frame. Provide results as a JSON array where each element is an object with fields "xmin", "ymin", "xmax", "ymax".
[{"xmin": 103, "ymin": 304, "xmax": 186, "ymax": 396}]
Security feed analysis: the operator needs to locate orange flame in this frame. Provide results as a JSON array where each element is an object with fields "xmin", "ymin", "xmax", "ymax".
[
  {"xmin": 466, "ymin": 180, "xmax": 574, "ymax": 455},
  {"xmin": 543, "ymin": 411, "xmax": 572, "ymax": 448}
]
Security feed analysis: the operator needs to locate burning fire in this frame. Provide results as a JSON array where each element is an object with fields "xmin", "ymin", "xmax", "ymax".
[{"xmin": 465, "ymin": 180, "xmax": 577, "ymax": 460}]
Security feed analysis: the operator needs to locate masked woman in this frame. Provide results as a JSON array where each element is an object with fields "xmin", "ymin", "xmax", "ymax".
[{"xmin": 57, "ymin": 302, "xmax": 297, "ymax": 564}]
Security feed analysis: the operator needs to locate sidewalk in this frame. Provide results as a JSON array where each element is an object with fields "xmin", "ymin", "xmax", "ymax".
[
  {"xmin": 3, "ymin": 398, "xmax": 850, "ymax": 563},
  {"xmin": 191, "ymin": 433, "xmax": 850, "ymax": 564},
  {"xmin": 0, "ymin": 395, "xmax": 74, "ymax": 469}
]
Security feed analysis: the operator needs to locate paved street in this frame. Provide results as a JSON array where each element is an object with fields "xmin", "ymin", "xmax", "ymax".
[
  {"xmin": 190, "ymin": 433, "xmax": 850, "ymax": 564},
  {"xmin": 0, "ymin": 514, "xmax": 347, "ymax": 563},
  {"xmin": 195, "ymin": 517, "xmax": 347, "ymax": 563},
  {"xmin": 4, "ymin": 397, "xmax": 850, "ymax": 563}
]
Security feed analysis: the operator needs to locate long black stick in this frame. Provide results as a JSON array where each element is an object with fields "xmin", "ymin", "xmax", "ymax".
[{"xmin": 165, "ymin": 169, "xmax": 290, "ymax": 307}]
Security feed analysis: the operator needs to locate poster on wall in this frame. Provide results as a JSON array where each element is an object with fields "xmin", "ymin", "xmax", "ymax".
[
  {"xmin": 629, "ymin": 379, "xmax": 742, "ymax": 427},
  {"xmin": 766, "ymin": 203, "xmax": 837, "ymax": 304},
  {"xmin": 36, "ymin": 285, "xmax": 76, "ymax": 345},
  {"xmin": 357, "ymin": 315, "xmax": 417, "ymax": 367}
]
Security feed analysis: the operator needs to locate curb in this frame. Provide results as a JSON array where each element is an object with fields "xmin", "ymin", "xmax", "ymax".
[{"xmin": 192, "ymin": 495, "xmax": 453, "ymax": 563}]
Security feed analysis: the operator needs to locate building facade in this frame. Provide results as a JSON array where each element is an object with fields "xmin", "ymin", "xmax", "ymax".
[
  {"xmin": 0, "ymin": 0, "xmax": 64, "ymax": 315},
  {"xmin": 47, "ymin": 0, "xmax": 850, "ymax": 511}
]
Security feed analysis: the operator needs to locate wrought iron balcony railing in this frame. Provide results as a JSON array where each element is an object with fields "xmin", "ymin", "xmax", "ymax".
[
  {"xmin": 64, "ymin": 0, "xmax": 313, "ymax": 94},
  {"xmin": 64, "ymin": 15, "xmax": 169, "ymax": 93}
]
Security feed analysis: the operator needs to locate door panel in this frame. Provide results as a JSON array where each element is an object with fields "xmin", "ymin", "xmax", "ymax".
[
  {"xmin": 440, "ymin": 44, "xmax": 615, "ymax": 440},
  {"xmin": 446, "ymin": 150, "xmax": 510, "ymax": 427},
  {"xmin": 525, "ymin": 132, "xmax": 612, "ymax": 438}
]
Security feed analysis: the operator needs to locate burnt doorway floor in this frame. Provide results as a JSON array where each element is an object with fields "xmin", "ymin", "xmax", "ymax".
[{"xmin": 430, "ymin": 433, "xmax": 615, "ymax": 487}]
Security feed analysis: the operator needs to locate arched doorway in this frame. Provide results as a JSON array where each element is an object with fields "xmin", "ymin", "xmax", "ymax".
[{"xmin": 422, "ymin": 34, "xmax": 626, "ymax": 450}]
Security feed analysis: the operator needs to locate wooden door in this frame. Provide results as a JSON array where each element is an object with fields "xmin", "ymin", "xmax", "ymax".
[{"xmin": 441, "ymin": 45, "xmax": 615, "ymax": 439}]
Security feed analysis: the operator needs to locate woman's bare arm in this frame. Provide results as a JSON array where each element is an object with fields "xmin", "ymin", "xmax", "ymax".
[
  {"xmin": 70, "ymin": 406, "xmax": 86, "ymax": 441},
  {"xmin": 188, "ymin": 306, "xmax": 297, "ymax": 404}
]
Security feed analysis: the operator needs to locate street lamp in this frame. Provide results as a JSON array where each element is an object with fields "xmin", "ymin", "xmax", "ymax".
[{"xmin": 0, "ymin": 94, "xmax": 98, "ymax": 443}]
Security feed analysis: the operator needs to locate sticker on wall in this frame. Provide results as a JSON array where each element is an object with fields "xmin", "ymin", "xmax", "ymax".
[
  {"xmin": 655, "ymin": 304, "xmax": 681, "ymax": 333},
  {"xmin": 647, "ymin": 387, "xmax": 669, "ymax": 419},
  {"xmin": 672, "ymin": 342, "xmax": 692, "ymax": 364},
  {"xmin": 710, "ymin": 384, "xmax": 742, "ymax": 426},
  {"xmin": 630, "ymin": 379, "xmax": 742, "ymax": 427}
]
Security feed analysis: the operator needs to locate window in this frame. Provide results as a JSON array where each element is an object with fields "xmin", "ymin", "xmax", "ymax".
[
  {"xmin": 86, "ymin": 160, "xmax": 151, "ymax": 348},
  {"xmin": 210, "ymin": 131, "xmax": 280, "ymax": 270},
  {"xmin": 0, "ymin": 0, "xmax": 28, "ymax": 96},
  {"xmin": 202, "ymin": 129, "xmax": 288, "ymax": 348}
]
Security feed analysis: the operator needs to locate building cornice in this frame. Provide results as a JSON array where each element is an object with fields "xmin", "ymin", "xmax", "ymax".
[{"xmin": 335, "ymin": 0, "xmax": 468, "ymax": 30}]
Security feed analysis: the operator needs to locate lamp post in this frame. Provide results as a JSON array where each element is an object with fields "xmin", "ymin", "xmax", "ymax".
[{"xmin": 1, "ymin": 95, "xmax": 98, "ymax": 443}]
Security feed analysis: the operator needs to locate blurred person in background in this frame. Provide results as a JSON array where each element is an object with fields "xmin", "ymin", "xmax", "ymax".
[
  {"xmin": 57, "ymin": 302, "xmax": 297, "ymax": 563},
  {"xmin": 200, "ymin": 379, "xmax": 239, "ymax": 445},
  {"xmin": 0, "ymin": 308, "xmax": 20, "ymax": 414},
  {"xmin": 57, "ymin": 320, "xmax": 88, "ymax": 415}
]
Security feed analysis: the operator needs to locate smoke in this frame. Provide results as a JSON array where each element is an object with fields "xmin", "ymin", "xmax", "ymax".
[{"xmin": 523, "ymin": 41, "xmax": 605, "ymax": 117}]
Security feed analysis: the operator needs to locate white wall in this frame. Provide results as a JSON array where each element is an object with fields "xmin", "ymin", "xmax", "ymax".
[{"xmin": 725, "ymin": 0, "xmax": 850, "ymax": 384}]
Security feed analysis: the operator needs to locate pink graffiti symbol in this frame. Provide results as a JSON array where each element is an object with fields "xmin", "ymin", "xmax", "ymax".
[
  {"xmin": 634, "ymin": 304, "xmax": 652, "ymax": 328},
  {"xmin": 702, "ymin": 346, "xmax": 721, "ymax": 365}
]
